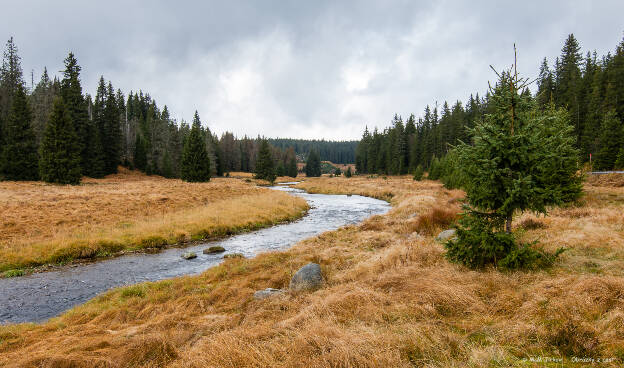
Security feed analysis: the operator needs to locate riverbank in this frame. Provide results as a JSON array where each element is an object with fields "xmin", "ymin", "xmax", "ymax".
[
  {"xmin": 0, "ymin": 168, "xmax": 309, "ymax": 275},
  {"xmin": 0, "ymin": 176, "xmax": 623, "ymax": 367}
]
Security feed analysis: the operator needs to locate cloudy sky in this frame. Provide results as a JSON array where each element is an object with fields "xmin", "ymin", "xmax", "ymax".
[{"xmin": 2, "ymin": 1, "xmax": 623, "ymax": 140}]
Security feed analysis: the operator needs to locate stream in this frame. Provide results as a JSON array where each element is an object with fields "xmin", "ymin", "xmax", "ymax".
[{"xmin": 0, "ymin": 185, "xmax": 390, "ymax": 324}]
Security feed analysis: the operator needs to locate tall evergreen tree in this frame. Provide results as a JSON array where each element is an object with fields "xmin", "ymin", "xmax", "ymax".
[
  {"xmin": 103, "ymin": 82, "xmax": 121, "ymax": 173},
  {"xmin": 60, "ymin": 52, "xmax": 89, "ymax": 175},
  {"xmin": 555, "ymin": 34, "xmax": 583, "ymax": 144},
  {"xmin": 39, "ymin": 97, "xmax": 82, "ymax": 185},
  {"xmin": 0, "ymin": 85, "xmax": 38, "ymax": 180},
  {"xmin": 180, "ymin": 111, "xmax": 210, "ymax": 182},
  {"xmin": 255, "ymin": 139, "xmax": 276, "ymax": 182}
]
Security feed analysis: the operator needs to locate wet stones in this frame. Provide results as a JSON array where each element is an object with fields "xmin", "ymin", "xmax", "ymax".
[
  {"xmin": 203, "ymin": 246, "xmax": 226, "ymax": 254},
  {"xmin": 289, "ymin": 263, "xmax": 323, "ymax": 292},
  {"xmin": 181, "ymin": 252, "xmax": 197, "ymax": 260},
  {"xmin": 223, "ymin": 253, "xmax": 245, "ymax": 259}
]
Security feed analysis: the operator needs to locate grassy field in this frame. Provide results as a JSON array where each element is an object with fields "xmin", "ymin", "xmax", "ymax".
[
  {"xmin": 0, "ymin": 168, "xmax": 309, "ymax": 274},
  {"xmin": 0, "ymin": 175, "xmax": 623, "ymax": 367}
]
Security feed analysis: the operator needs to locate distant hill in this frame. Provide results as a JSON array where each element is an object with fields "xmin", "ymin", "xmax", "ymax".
[{"xmin": 268, "ymin": 138, "xmax": 358, "ymax": 164}]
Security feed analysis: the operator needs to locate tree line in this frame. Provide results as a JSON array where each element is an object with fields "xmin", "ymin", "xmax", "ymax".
[
  {"xmin": 0, "ymin": 37, "xmax": 336, "ymax": 184},
  {"xmin": 356, "ymin": 33, "xmax": 624, "ymax": 174},
  {"xmin": 267, "ymin": 138, "xmax": 358, "ymax": 164}
]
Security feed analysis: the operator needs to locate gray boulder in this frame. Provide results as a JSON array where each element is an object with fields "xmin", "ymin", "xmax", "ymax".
[
  {"xmin": 224, "ymin": 253, "xmax": 245, "ymax": 259},
  {"xmin": 253, "ymin": 288, "xmax": 285, "ymax": 300},
  {"xmin": 436, "ymin": 229, "xmax": 457, "ymax": 242},
  {"xmin": 181, "ymin": 252, "xmax": 197, "ymax": 260},
  {"xmin": 289, "ymin": 263, "xmax": 323, "ymax": 292},
  {"xmin": 203, "ymin": 246, "xmax": 226, "ymax": 254}
]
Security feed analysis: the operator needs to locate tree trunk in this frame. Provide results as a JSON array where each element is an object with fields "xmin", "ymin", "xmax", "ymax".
[{"xmin": 505, "ymin": 215, "xmax": 513, "ymax": 234}]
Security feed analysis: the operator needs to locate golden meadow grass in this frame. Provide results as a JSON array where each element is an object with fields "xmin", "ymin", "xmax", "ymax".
[
  {"xmin": 0, "ymin": 175, "xmax": 623, "ymax": 367},
  {"xmin": 0, "ymin": 168, "xmax": 309, "ymax": 273}
]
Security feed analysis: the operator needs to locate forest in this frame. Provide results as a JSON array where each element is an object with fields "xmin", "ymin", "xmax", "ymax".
[
  {"xmin": 0, "ymin": 37, "xmax": 355, "ymax": 184},
  {"xmin": 355, "ymin": 33, "xmax": 624, "ymax": 175}
]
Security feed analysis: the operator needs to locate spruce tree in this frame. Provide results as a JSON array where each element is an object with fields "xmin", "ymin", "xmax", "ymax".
[
  {"xmin": 39, "ymin": 97, "xmax": 82, "ymax": 185},
  {"xmin": 255, "ymin": 139, "xmax": 276, "ymax": 183},
  {"xmin": 287, "ymin": 156, "xmax": 298, "ymax": 178},
  {"xmin": 447, "ymin": 60, "xmax": 582, "ymax": 269},
  {"xmin": 180, "ymin": 111, "xmax": 210, "ymax": 182},
  {"xmin": 345, "ymin": 166, "xmax": 352, "ymax": 177},
  {"xmin": 0, "ymin": 86, "xmax": 38, "ymax": 180},
  {"xmin": 305, "ymin": 150, "xmax": 321, "ymax": 177},
  {"xmin": 595, "ymin": 110, "xmax": 623, "ymax": 170},
  {"xmin": 103, "ymin": 82, "xmax": 121, "ymax": 174},
  {"xmin": 60, "ymin": 52, "xmax": 90, "ymax": 174}
]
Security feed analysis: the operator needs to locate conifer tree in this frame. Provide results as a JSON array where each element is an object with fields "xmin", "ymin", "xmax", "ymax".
[
  {"xmin": 447, "ymin": 59, "xmax": 582, "ymax": 269},
  {"xmin": 287, "ymin": 156, "xmax": 298, "ymax": 178},
  {"xmin": 39, "ymin": 97, "xmax": 81, "ymax": 185},
  {"xmin": 180, "ymin": 111, "xmax": 210, "ymax": 182},
  {"xmin": 0, "ymin": 37, "xmax": 24, "ymax": 123},
  {"xmin": 345, "ymin": 166, "xmax": 352, "ymax": 178},
  {"xmin": 305, "ymin": 150, "xmax": 321, "ymax": 177},
  {"xmin": 0, "ymin": 86, "xmax": 38, "ymax": 180},
  {"xmin": 255, "ymin": 140, "xmax": 276, "ymax": 182},
  {"xmin": 555, "ymin": 34, "xmax": 583, "ymax": 144},
  {"xmin": 60, "ymin": 53, "xmax": 90, "ymax": 174},
  {"xmin": 595, "ymin": 110, "xmax": 623, "ymax": 170},
  {"xmin": 103, "ymin": 82, "xmax": 121, "ymax": 173}
]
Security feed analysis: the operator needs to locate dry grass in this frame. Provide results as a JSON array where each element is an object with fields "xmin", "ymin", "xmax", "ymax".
[
  {"xmin": 586, "ymin": 173, "xmax": 624, "ymax": 187},
  {"xmin": 0, "ymin": 168, "xmax": 308, "ymax": 273},
  {"xmin": 0, "ymin": 176, "xmax": 623, "ymax": 367}
]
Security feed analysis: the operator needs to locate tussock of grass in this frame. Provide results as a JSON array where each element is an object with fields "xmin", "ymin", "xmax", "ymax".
[
  {"xmin": 0, "ymin": 176, "xmax": 622, "ymax": 366},
  {"xmin": 409, "ymin": 206, "xmax": 458, "ymax": 235},
  {"xmin": 0, "ymin": 168, "xmax": 308, "ymax": 272}
]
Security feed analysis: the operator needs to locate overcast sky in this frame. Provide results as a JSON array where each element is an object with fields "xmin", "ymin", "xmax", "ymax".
[{"xmin": 2, "ymin": 1, "xmax": 623, "ymax": 140}]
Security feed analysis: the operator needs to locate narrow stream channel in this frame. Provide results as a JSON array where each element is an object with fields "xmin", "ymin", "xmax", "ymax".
[{"xmin": 0, "ymin": 185, "xmax": 390, "ymax": 324}]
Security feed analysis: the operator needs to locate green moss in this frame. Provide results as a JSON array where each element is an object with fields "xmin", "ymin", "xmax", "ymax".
[{"xmin": 3, "ymin": 269, "xmax": 25, "ymax": 278}]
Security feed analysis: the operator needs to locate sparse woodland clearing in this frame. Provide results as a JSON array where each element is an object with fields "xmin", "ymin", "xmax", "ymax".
[
  {"xmin": 1, "ymin": 175, "xmax": 623, "ymax": 367},
  {"xmin": 0, "ymin": 168, "xmax": 309, "ymax": 274}
]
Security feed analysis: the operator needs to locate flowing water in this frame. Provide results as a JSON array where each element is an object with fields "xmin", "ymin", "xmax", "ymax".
[{"xmin": 0, "ymin": 185, "xmax": 390, "ymax": 324}]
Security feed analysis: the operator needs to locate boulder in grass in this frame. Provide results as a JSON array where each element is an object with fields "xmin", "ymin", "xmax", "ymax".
[
  {"xmin": 203, "ymin": 246, "xmax": 226, "ymax": 254},
  {"xmin": 181, "ymin": 252, "xmax": 197, "ymax": 260},
  {"xmin": 253, "ymin": 288, "xmax": 285, "ymax": 300},
  {"xmin": 436, "ymin": 229, "xmax": 457, "ymax": 242},
  {"xmin": 289, "ymin": 263, "xmax": 323, "ymax": 292}
]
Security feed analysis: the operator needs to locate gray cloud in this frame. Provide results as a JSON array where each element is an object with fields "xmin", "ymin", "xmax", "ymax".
[{"xmin": 3, "ymin": 0, "xmax": 623, "ymax": 139}]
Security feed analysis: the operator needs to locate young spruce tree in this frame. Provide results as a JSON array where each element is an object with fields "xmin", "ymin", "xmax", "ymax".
[
  {"xmin": 0, "ymin": 86, "xmax": 39, "ymax": 180},
  {"xmin": 305, "ymin": 150, "xmax": 321, "ymax": 177},
  {"xmin": 39, "ymin": 97, "xmax": 82, "ymax": 185},
  {"xmin": 180, "ymin": 111, "xmax": 210, "ymax": 182},
  {"xmin": 446, "ymin": 57, "xmax": 582, "ymax": 269},
  {"xmin": 255, "ymin": 139, "xmax": 276, "ymax": 183},
  {"xmin": 287, "ymin": 156, "xmax": 298, "ymax": 178}
]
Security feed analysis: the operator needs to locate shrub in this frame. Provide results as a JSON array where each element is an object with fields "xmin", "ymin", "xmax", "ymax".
[{"xmin": 413, "ymin": 165, "xmax": 424, "ymax": 181}]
